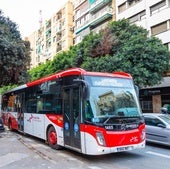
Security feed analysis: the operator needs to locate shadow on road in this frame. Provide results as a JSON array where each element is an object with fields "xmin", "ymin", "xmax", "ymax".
[{"xmin": 146, "ymin": 142, "xmax": 170, "ymax": 150}]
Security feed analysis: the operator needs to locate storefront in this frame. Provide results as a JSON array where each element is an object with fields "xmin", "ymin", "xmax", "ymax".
[{"xmin": 139, "ymin": 77, "xmax": 170, "ymax": 113}]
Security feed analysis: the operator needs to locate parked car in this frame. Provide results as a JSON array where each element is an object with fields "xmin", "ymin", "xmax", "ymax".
[
  {"xmin": 0, "ymin": 117, "xmax": 5, "ymax": 132},
  {"xmin": 143, "ymin": 113, "xmax": 170, "ymax": 146}
]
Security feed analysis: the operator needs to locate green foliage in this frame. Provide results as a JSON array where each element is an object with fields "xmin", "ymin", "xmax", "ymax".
[
  {"xmin": 29, "ymin": 49, "xmax": 76, "ymax": 81},
  {"xmin": 0, "ymin": 10, "xmax": 31, "ymax": 87},
  {"xmin": 28, "ymin": 60, "xmax": 52, "ymax": 81},
  {"xmin": 73, "ymin": 30, "xmax": 118, "ymax": 67},
  {"xmin": 51, "ymin": 50, "xmax": 75, "ymax": 72},
  {"xmin": 0, "ymin": 84, "xmax": 18, "ymax": 95},
  {"xmin": 113, "ymin": 35, "xmax": 170, "ymax": 87},
  {"xmin": 75, "ymin": 19, "xmax": 170, "ymax": 87},
  {"xmin": 73, "ymin": 32, "xmax": 102, "ymax": 67},
  {"xmin": 28, "ymin": 19, "xmax": 170, "ymax": 88}
]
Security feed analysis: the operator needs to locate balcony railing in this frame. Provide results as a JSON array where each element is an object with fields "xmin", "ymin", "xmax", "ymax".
[
  {"xmin": 75, "ymin": 7, "xmax": 112, "ymax": 34},
  {"xmin": 89, "ymin": 0, "xmax": 112, "ymax": 13}
]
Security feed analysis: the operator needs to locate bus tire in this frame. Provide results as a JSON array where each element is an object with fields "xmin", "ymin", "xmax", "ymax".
[{"xmin": 47, "ymin": 126, "xmax": 61, "ymax": 150}]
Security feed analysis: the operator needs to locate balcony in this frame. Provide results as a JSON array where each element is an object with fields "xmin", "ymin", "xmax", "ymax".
[
  {"xmin": 75, "ymin": 23, "xmax": 89, "ymax": 34},
  {"xmin": 75, "ymin": 7, "xmax": 112, "ymax": 34},
  {"xmin": 74, "ymin": 0, "xmax": 86, "ymax": 9},
  {"xmin": 89, "ymin": 7, "xmax": 112, "ymax": 27},
  {"xmin": 89, "ymin": 0, "xmax": 112, "ymax": 13},
  {"xmin": 46, "ymin": 20, "xmax": 51, "ymax": 29}
]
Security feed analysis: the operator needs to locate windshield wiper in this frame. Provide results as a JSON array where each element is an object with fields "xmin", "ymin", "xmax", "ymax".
[{"xmin": 103, "ymin": 115, "xmax": 142, "ymax": 124}]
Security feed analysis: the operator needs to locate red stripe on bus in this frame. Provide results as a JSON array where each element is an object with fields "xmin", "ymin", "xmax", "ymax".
[
  {"xmin": 80, "ymin": 123, "xmax": 145, "ymax": 147},
  {"xmin": 46, "ymin": 114, "xmax": 63, "ymax": 128}
]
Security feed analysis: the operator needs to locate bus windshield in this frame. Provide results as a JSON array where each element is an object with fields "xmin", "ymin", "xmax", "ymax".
[{"xmin": 84, "ymin": 76, "xmax": 142, "ymax": 122}]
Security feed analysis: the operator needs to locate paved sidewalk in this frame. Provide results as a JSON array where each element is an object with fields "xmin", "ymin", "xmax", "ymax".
[
  {"xmin": 0, "ymin": 129, "xmax": 90, "ymax": 169},
  {"xmin": 0, "ymin": 130, "xmax": 58, "ymax": 169}
]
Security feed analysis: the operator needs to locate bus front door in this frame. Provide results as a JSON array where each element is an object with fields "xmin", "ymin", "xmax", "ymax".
[{"xmin": 63, "ymin": 86, "xmax": 81, "ymax": 151}]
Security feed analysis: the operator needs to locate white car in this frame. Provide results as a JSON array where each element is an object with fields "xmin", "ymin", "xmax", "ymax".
[{"xmin": 143, "ymin": 113, "xmax": 170, "ymax": 146}]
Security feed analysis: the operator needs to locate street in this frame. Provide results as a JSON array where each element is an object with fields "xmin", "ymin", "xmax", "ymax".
[{"xmin": 0, "ymin": 129, "xmax": 170, "ymax": 169}]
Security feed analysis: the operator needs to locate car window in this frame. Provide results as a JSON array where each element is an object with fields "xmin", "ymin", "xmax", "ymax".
[
  {"xmin": 158, "ymin": 115, "xmax": 170, "ymax": 125},
  {"xmin": 144, "ymin": 116, "xmax": 164, "ymax": 127}
]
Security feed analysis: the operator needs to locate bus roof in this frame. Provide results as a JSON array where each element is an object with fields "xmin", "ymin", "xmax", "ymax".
[
  {"xmin": 3, "ymin": 84, "xmax": 27, "ymax": 95},
  {"xmin": 3, "ymin": 68, "xmax": 132, "ymax": 94},
  {"xmin": 27, "ymin": 68, "xmax": 132, "ymax": 87}
]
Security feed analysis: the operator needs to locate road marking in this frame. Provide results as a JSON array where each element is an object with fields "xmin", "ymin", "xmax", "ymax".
[
  {"xmin": 146, "ymin": 151, "xmax": 170, "ymax": 159},
  {"xmin": 88, "ymin": 167, "xmax": 102, "ymax": 169}
]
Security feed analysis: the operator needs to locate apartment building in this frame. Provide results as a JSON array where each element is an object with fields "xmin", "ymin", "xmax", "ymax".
[
  {"xmin": 115, "ymin": 0, "xmax": 170, "ymax": 113},
  {"xmin": 73, "ymin": 0, "xmax": 115, "ymax": 45},
  {"xmin": 28, "ymin": 0, "xmax": 170, "ymax": 68},
  {"xmin": 116, "ymin": 0, "xmax": 170, "ymax": 50},
  {"xmin": 28, "ymin": 0, "xmax": 115, "ymax": 68},
  {"xmin": 28, "ymin": 0, "xmax": 74, "ymax": 68}
]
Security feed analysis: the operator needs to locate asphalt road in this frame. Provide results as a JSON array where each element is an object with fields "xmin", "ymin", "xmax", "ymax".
[{"xmin": 1, "ymin": 129, "xmax": 170, "ymax": 169}]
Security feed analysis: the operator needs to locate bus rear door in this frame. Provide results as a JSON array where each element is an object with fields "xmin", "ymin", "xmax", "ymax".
[{"xmin": 63, "ymin": 86, "xmax": 81, "ymax": 151}]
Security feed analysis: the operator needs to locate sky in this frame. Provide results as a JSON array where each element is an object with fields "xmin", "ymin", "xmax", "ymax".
[{"xmin": 0, "ymin": 0, "xmax": 68, "ymax": 38}]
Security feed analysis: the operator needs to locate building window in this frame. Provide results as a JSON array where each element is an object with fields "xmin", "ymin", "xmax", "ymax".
[
  {"xmin": 62, "ymin": 40, "xmax": 66, "ymax": 49},
  {"xmin": 150, "ymin": 0, "xmax": 166, "ymax": 15},
  {"xmin": 76, "ymin": 20, "xmax": 81, "ymax": 28},
  {"xmin": 140, "ymin": 101, "xmax": 153, "ymax": 110},
  {"xmin": 127, "ymin": 0, "xmax": 142, "ymax": 7},
  {"xmin": 53, "ymin": 36, "xmax": 56, "ymax": 43},
  {"xmin": 75, "ymin": 9, "xmax": 80, "ymax": 20},
  {"xmin": 118, "ymin": 2, "xmax": 126, "ymax": 13},
  {"xmin": 129, "ymin": 10, "xmax": 146, "ymax": 23},
  {"xmin": 62, "ymin": 29, "xmax": 65, "ymax": 37},
  {"xmin": 151, "ymin": 21, "xmax": 167, "ymax": 35}
]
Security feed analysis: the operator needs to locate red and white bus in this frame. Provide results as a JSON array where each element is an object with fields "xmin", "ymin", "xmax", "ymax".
[{"xmin": 1, "ymin": 68, "xmax": 145, "ymax": 155}]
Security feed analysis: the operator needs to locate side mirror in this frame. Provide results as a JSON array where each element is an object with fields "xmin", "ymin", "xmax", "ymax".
[
  {"xmin": 157, "ymin": 123, "xmax": 166, "ymax": 128},
  {"xmin": 135, "ymin": 85, "xmax": 139, "ymax": 97},
  {"xmin": 73, "ymin": 79, "xmax": 90, "ymax": 100},
  {"xmin": 83, "ymin": 83, "xmax": 90, "ymax": 100}
]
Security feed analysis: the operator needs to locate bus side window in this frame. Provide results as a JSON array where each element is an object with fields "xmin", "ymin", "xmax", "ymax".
[
  {"xmin": 27, "ymin": 100, "xmax": 37, "ymax": 113},
  {"xmin": 8, "ymin": 94, "xmax": 16, "ymax": 111},
  {"xmin": 37, "ymin": 99, "xmax": 43, "ymax": 113},
  {"xmin": 44, "ymin": 102, "xmax": 52, "ymax": 111},
  {"xmin": 54, "ymin": 99, "xmax": 62, "ymax": 114}
]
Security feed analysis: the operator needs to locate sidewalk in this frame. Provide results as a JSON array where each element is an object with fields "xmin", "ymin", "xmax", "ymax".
[
  {"xmin": 0, "ymin": 129, "xmax": 100, "ymax": 169},
  {"xmin": 0, "ymin": 129, "xmax": 58, "ymax": 169}
]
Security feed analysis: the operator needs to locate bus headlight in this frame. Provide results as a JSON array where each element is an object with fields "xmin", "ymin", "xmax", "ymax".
[{"xmin": 96, "ymin": 132, "xmax": 106, "ymax": 146}]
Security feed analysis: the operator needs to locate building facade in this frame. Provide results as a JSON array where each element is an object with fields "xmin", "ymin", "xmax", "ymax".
[
  {"xmin": 28, "ymin": 0, "xmax": 116, "ymax": 68},
  {"xmin": 73, "ymin": 0, "xmax": 115, "ymax": 44},
  {"xmin": 116, "ymin": 0, "xmax": 170, "ymax": 50},
  {"xmin": 115, "ymin": 0, "xmax": 170, "ymax": 113},
  {"xmin": 28, "ymin": 0, "xmax": 170, "ymax": 68},
  {"xmin": 139, "ymin": 77, "xmax": 170, "ymax": 113},
  {"xmin": 28, "ymin": 0, "xmax": 74, "ymax": 68}
]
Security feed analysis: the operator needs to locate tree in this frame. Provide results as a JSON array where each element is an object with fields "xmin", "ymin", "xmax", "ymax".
[
  {"xmin": 74, "ymin": 19, "xmax": 170, "ymax": 88},
  {"xmin": 0, "ymin": 10, "xmax": 31, "ymax": 87},
  {"xmin": 28, "ymin": 19, "xmax": 170, "ymax": 88}
]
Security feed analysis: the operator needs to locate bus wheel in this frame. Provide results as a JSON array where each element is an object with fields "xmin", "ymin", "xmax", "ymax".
[{"xmin": 47, "ymin": 126, "xmax": 61, "ymax": 150}]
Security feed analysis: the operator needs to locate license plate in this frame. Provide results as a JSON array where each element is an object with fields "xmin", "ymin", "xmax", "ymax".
[{"xmin": 117, "ymin": 147, "xmax": 127, "ymax": 152}]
